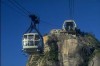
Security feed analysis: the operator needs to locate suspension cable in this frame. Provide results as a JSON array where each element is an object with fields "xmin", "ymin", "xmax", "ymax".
[
  {"xmin": 68, "ymin": 0, "xmax": 74, "ymax": 19},
  {"xmin": 1, "ymin": 0, "xmax": 27, "ymax": 17},
  {"xmin": 2, "ymin": 0, "xmax": 61, "ymax": 30},
  {"xmin": 11, "ymin": 0, "xmax": 31, "ymax": 14},
  {"xmin": 8, "ymin": 0, "xmax": 29, "ymax": 16},
  {"xmin": 41, "ymin": 20, "xmax": 61, "ymax": 28}
]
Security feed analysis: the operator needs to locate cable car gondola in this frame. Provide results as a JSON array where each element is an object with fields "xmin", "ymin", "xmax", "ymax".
[
  {"xmin": 22, "ymin": 15, "xmax": 44, "ymax": 54},
  {"xmin": 62, "ymin": 20, "xmax": 77, "ymax": 34}
]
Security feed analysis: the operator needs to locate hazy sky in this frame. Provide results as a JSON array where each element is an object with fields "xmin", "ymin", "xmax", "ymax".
[{"xmin": 1, "ymin": 0, "xmax": 100, "ymax": 66}]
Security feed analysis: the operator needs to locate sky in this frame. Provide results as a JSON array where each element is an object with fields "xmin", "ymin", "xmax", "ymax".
[{"xmin": 1, "ymin": 0, "xmax": 100, "ymax": 66}]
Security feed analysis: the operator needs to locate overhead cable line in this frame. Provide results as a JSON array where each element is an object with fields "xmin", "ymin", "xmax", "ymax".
[
  {"xmin": 1, "ymin": 0, "xmax": 27, "ymax": 17},
  {"xmin": 8, "ymin": 0, "xmax": 29, "ymax": 16},
  {"xmin": 3, "ymin": 0, "xmax": 61, "ymax": 29},
  {"xmin": 7, "ymin": 0, "xmax": 59, "ymax": 28},
  {"xmin": 68, "ymin": 0, "xmax": 74, "ymax": 19},
  {"xmin": 11, "ymin": 0, "xmax": 31, "ymax": 14},
  {"xmin": 8, "ymin": 0, "xmax": 61, "ymax": 28},
  {"xmin": 40, "ymin": 20, "xmax": 61, "ymax": 28}
]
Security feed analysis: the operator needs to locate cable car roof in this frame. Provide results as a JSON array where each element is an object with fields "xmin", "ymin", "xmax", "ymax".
[
  {"xmin": 24, "ymin": 33, "xmax": 39, "ymax": 35},
  {"xmin": 64, "ymin": 20, "xmax": 75, "ymax": 23},
  {"xmin": 63, "ymin": 20, "xmax": 77, "ymax": 27}
]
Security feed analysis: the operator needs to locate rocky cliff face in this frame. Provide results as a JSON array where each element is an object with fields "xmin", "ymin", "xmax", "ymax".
[
  {"xmin": 89, "ymin": 50, "xmax": 100, "ymax": 66},
  {"xmin": 26, "ymin": 30, "xmax": 100, "ymax": 66}
]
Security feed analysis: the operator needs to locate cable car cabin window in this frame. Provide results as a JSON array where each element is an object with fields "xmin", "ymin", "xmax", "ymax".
[
  {"xmin": 35, "ymin": 35, "xmax": 40, "ymax": 40},
  {"xmin": 66, "ymin": 22, "xmax": 74, "ymax": 27},
  {"xmin": 28, "ymin": 41, "xmax": 34, "ymax": 46},
  {"xmin": 24, "ymin": 35, "xmax": 27, "ymax": 39},
  {"xmin": 35, "ymin": 41, "xmax": 39, "ymax": 46},
  {"xmin": 65, "ymin": 22, "xmax": 74, "ymax": 30},
  {"xmin": 23, "ymin": 41, "xmax": 28, "ymax": 46},
  {"xmin": 28, "ymin": 35, "xmax": 34, "ymax": 40}
]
